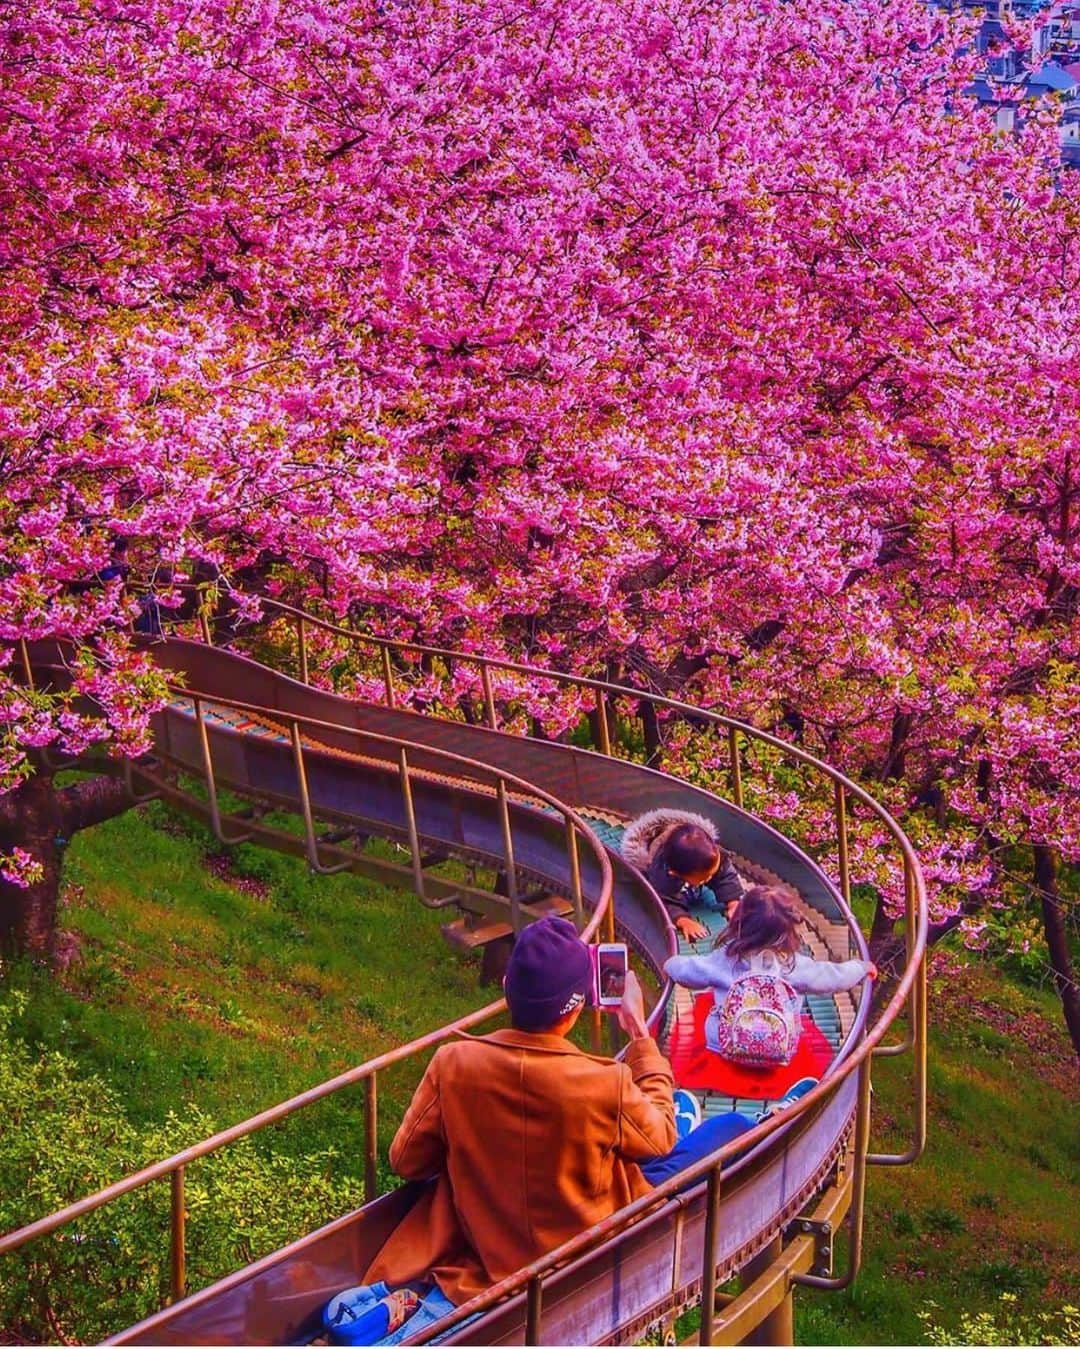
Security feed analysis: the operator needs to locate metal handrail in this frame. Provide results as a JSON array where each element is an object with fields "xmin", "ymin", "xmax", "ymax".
[
  {"xmin": 240, "ymin": 594, "xmax": 928, "ymax": 1152},
  {"xmin": 7, "ymin": 598, "xmax": 928, "ymax": 1345},
  {"xmin": 204, "ymin": 595, "xmax": 928, "ymax": 1339},
  {"xmin": 0, "ymin": 675, "xmax": 615, "ymax": 1307},
  {"xmin": 176, "ymin": 595, "xmax": 928, "ymax": 1335},
  {"xmin": 163, "ymin": 683, "xmax": 613, "ymax": 928}
]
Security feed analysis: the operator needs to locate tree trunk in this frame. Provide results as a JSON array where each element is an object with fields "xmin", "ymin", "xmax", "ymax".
[
  {"xmin": 1033, "ymin": 844, "xmax": 1080, "ymax": 1056},
  {"xmin": 880, "ymin": 710, "xmax": 914, "ymax": 782},
  {"xmin": 868, "ymin": 892, "xmax": 899, "ymax": 966},
  {"xmin": 0, "ymin": 769, "xmax": 64, "ymax": 957},
  {"xmin": 640, "ymin": 700, "xmax": 662, "ymax": 766},
  {"xmin": 0, "ymin": 769, "xmax": 134, "ymax": 961}
]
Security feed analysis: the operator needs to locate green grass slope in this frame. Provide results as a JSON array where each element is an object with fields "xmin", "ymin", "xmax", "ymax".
[
  {"xmin": 1, "ymin": 800, "xmax": 1077, "ymax": 1345},
  {"xmin": 796, "ymin": 956, "xmax": 1079, "ymax": 1345},
  {"xmin": 5, "ymin": 799, "xmax": 493, "ymax": 1171}
]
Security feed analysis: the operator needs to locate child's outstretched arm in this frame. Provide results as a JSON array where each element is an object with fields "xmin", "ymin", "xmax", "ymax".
[
  {"xmin": 787, "ymin": 954, "xmax": 875, "ymax": 994},
  {"xmin": 647, "ymin": 860, "xmax": 712, "ymax": 941},
  {"xmin": 663, "ymin": 951, "xmax": 734, "ymax": 991}
]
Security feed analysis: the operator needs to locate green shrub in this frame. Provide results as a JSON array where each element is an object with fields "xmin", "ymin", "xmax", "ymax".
[
  {"xmin": 923, "ymin": 1205, "xmax": 965, "ymax": 1235},
  {"xmin": 918, "ymin": 1293, "xmax": 1079, "ymax": 1345},
  {"xmin": 975, "ymin": 1259, "xmax": 1046, "ymax": 1297},
  {"xmin": 0, "ymin": 991, "xmax": 364, "ymax": 1344}
]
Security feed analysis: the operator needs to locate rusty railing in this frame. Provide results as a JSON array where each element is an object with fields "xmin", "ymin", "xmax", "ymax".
[{"xmin": 4, "ymin": 590, "xmax": 928, "ymax": 1344}]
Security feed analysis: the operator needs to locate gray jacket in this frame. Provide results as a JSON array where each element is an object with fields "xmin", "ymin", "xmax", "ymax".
[
  {"xmin": 665, "ymin": 947, "xmax": 872, "ymax": 996},
  {"xmin": 664, "ymin": 947, "xmax": 872, "ymax": 1053}
]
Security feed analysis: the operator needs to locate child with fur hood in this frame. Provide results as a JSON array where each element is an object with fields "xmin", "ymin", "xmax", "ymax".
[{"xmin": 621, "ymin": 809, "xmax": 743, "ymax": 941}]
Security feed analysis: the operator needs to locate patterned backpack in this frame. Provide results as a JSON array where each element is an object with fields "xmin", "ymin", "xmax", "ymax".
[{"xmin": 714, "ymin": 951, "xmax": 802, "ymax": 1066}]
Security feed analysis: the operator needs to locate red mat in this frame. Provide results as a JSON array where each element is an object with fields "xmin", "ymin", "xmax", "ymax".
[{"xmin": 667, "ymin": 992, "xmax": 834, "ymax": 1097}]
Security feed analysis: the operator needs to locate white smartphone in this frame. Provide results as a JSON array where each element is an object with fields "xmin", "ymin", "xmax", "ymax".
[{"xmin": 595, "ymin": 942, "xmax": 629, "ymax": 1007}]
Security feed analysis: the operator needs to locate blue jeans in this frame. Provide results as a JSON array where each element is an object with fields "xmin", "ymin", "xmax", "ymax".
[
  {"xmin": 639, "ymin": 1111, "xmax": 754, "ymax": 1187},
  {"xmin": 324, "ymin": 1281, "xmax": 469, "ymax": 1346}
]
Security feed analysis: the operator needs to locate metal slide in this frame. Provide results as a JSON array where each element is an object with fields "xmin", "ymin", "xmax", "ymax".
[{"xmin": 4, "ymin": 605, "xmax": 928, "ymax": 1346}]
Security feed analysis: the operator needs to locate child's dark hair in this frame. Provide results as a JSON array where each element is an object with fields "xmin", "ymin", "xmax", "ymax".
[
  {"xmin": 664, "ymin": 823, "xmax": 721, "ymax": 879},
  {"xmin": 720, "ymin": 885, "xmax": 801, "ymax": 962}
]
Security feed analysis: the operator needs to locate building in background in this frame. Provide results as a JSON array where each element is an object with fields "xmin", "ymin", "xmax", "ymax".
[{"xmin": 937, "ymin": 0, "xmax": 1080, "ymax": 164}]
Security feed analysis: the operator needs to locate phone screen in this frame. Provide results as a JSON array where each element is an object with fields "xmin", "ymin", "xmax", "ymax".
[{"xmin": 598, "ymin": 946, "xmax": 628, "ymax": 1002}]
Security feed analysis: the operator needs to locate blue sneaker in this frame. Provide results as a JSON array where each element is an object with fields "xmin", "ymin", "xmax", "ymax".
[
  {"xmin": 755, "ymin": 1077, "xmax": 819, "ymax": 1123},
  {"xmin": 778, "ymin": 1076, "xmax": 818, "ymax": 1106},
  {"xmin": 673, "ymin": 1088, "xmax": 703, "ymax": 1138}
]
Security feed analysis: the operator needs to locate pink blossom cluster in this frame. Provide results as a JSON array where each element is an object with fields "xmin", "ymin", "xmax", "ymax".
[
  {"xmin": 0, "ymin": 846, "xmax": 43, "ymax": 890},
  {"xmin": 2, "ymin": 0, "xmax": 1078, "ymax": 921}
]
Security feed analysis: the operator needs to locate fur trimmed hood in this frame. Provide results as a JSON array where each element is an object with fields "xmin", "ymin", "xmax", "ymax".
[{"xmin": 620, "ymin": 808, "xmax": 719, "ymax": 872}]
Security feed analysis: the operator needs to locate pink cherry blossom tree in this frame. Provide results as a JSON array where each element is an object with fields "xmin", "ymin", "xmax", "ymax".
[{"xmin": 1, "ymin": 0, "xmax": 1077, "ymax": 1045}]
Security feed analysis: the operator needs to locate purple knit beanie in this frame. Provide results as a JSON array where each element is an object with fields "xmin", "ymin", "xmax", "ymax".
[{"xmin": 505, "ymin": 916, "xmax": 593, "ymax": 1031}]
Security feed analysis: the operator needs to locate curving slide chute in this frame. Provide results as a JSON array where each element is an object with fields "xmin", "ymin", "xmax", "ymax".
[{"xmin": 5, "ymin": 609, "xmax": 928, "ymax": 1346}]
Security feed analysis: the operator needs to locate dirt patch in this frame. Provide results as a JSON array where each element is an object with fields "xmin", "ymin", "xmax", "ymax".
[
  {"xmin": 930, "ymin": 954, "xmax": 1079, "ymax": 1099},
  {"xmin": 51, "ymin": 928, "xmax": 84, "ymax": 972},
  {"xmin": 203, "ymin": 852, "xmax": 271, "ymax": 901}
]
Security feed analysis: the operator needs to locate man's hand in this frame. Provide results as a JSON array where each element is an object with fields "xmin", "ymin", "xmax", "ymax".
[
  {"xmin": 616, "ymin": 970, "xmax": 651, "ymax": 1040},
  {"xmin": 675, "ymin": 914, "xmax": 710, "ymax": 942}
]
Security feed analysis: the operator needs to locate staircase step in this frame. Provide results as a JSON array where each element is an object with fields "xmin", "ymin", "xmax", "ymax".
[
  {"xmin": 522, "ymin": 894, "xmax": 575, "ymax": 918},
  {"xmin": 442, "ymin": 917, "xmax": 515, "ymax": 950}
]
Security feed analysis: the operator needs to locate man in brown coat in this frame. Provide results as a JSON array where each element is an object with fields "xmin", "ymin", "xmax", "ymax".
[{"xmin": 365, "ymin": 916, "xmax": 752, "ymax": 1317}]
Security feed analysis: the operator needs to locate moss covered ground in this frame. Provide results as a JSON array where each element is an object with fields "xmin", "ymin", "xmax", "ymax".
[{"xmin": 2, "ymin": 799, "xmax": 1077, "ymax": 1344}]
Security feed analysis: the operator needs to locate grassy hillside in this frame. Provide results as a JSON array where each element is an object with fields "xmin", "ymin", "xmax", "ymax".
[
  {"xmin": 1, "ymin": 799, "xmax": 1077, "ymax": 1344},
  {"xmin": 4, "ymin": 798, "xmax": 494, "ymax": 1175},
  {"xmin": 795, "ymin": 955, "xmax": 1078, "ymax": 1345}
]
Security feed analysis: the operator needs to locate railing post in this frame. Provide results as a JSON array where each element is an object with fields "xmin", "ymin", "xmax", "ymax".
[
  {"xmin": 195, "ymin": 696, "xmax": 252, "ymax": 845},
  {"xmin": 868, "ymin": 886, "xmax": 928, "ymax": 1166},
  {"xmin": 904, "ymin": 856, "xmax": 917, "ymax": 989},
  {"xmin": 496, "ymin": 778, "xmax": 520, "ymax": 929},
  {"xmin": 795, "ymin": 1056, "xmax": 872, "ymax": 1290},
  {"xmin": 834, "ymin": 780, "xmax": 851, "ymax": 906},
  {"xmin": 198, "ymin": 607, "xmax": 213, "ymax": 646},
  {"xmin": 480, "ymin": 662, "xmax": 498, "ymax": 730},
  {"xmin": 123, "ymin": 757, "xmax": 161, "ymax": 805},
  {"xmin": 398, "ymin": 748, "xmax": 426, "ymax": 899},
  {"xmin": 727, "ymin": 727, "xmax": 743, "ymax": 808},
  {"xmin": 290, "ymin": 719, "xmax": 316, "ymax": 859},
  {"xmin": 873, "ymin": 857, "xmax": 918, "ymax": 1059},
  {"xmin": 365, "ymin": 1074, "xmax": 379, "ymax": 1202},
  {"xmin": 525, "ymin": 1275, "xmax": 544, "ymax": 1346},
  {"xmin": 594, "ymin": 687, "xmax": 612, "ymax": 756},
  {"xmin": 915, "ymin": 945, "xmax": 928, "ymax": 1153},
  {"xmin": 699, "ymin": 1164, "xmax": 723, "ymax": 1345},
  {"xmin": 297, "ymin": 615, "xmax": 309, "ymax": 685},
  {"xmin": 380, "ymin": 646, "xmax": 396, "ymax": 708},
  {"xmin": 565, "ymin": 819, "xmax": 584, "ymax": 923},
  {"xmin": 286, "ymin": 718, "xmax": 352, "ymax": 874},
  {"xmin": 170, "ymin": 1166, "xmax": 186, "ymax": 1304},
  {"xmin": 847, "ymin": 1056, "xmax": 871, "ymax": 1274}
]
